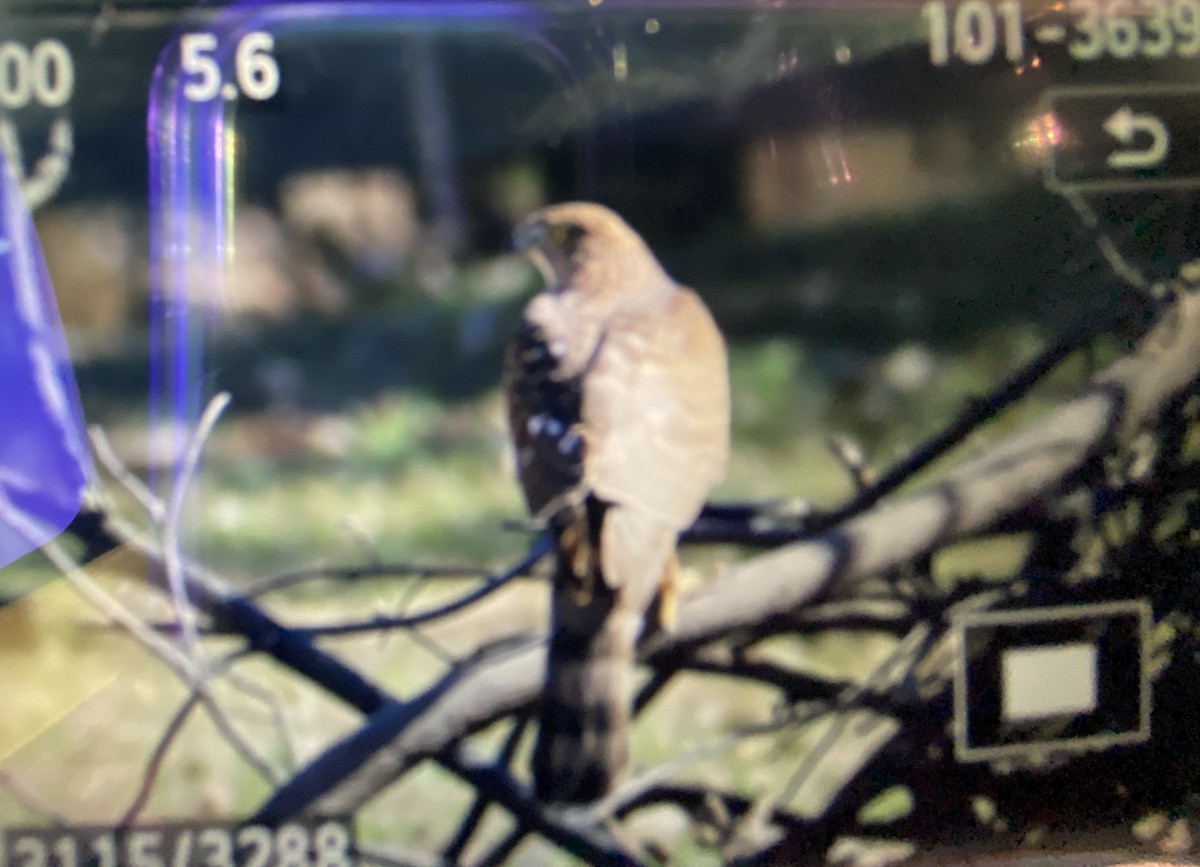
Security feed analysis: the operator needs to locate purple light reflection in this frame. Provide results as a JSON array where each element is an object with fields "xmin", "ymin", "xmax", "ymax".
[
  {"xmin": 142, "ymin": 0, "xmax": 583, "ymax": 637},
  {"xmin": 143, "ymin": 1, "xmax": 572, "ymax": 563},
  {"xmin": 145, "ymin": 0, "xmax": 559, "ymax": 467},
  {"xmin": 0, "ymin": 150, "xmax": 90, "ymax": 571}
]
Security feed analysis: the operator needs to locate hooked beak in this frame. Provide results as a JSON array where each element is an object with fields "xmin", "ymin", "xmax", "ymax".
[
  {"xmin": 512, "ymin": 219, "xmax": 557, "ymax": 289},
  {"xmin": 511, "ymin": 217, "xmax": 545, "ymax": 253}
]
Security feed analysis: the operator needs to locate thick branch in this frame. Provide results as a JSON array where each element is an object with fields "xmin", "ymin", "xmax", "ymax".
[
  {"xmin": 65, "ymin": 511, "xmax": 395, "ymax": 717},
  {"xmin": 264, "ymin": 288, "xmax": 1200, "ymax": 818}
]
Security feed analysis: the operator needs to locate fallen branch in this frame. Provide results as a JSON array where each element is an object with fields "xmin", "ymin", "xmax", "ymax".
[
  {"xmin": 264, "ymin": 285, "xmax": 1200, "ymax": 819},
  {"xmin": 64, "ymin": 508, "xmax": 396, "ymax": 717}
]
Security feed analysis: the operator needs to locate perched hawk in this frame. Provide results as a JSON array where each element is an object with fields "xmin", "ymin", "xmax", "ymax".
[{"xmin": 503, "ymin": 201, "xmax": 730, "ymax": 804}]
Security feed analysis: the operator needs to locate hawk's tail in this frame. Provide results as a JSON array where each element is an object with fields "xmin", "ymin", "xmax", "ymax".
[{"xmin": 533, "ymin": 575, "xmax": 640, "ymax": 804}]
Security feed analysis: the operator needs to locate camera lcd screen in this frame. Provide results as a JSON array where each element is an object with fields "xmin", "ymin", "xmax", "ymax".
[{"xmin": 0, "ymin": 1, "xmax": 1197, "ymax": 864}]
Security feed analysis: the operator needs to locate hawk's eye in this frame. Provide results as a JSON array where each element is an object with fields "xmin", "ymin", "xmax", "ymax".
[{"xmin": 548, "ymin": 222, "xmax": 586, "ymax": 253}]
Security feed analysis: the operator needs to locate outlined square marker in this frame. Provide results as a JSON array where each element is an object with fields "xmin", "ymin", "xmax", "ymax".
[
  {"xmin": 0, "ymin": 148, "xmax": 89, "ymax": 572},
  {"xmin": 954, "ymin": 600, "xmax": 1151, "ymax": 763}
]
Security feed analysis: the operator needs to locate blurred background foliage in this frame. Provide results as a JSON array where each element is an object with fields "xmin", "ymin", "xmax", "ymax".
[{"xmin": 7, "ymin": 4, "xmax": 1171, "ymax": 595}]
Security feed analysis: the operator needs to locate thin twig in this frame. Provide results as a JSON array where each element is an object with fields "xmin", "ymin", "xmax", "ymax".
[
  {"xmin": 224, "ymin": 669, "xmax": 299, "ymax": 773},
  {"xmin": 444, "ymin": 712, "xmax": 533, "ymax": 863},
  {"xmin": 596, "ymin": 673, "xmax": 914, "ymax": 831},
  {"xmin": 166, "ymin": 534, "xmax": 550, "ymax": 639},
  {"xmin": 64, "ymin": 507, "xmax": 395, "ymax": 715},
  {"xmin": 46, "ymin": 535, "xmax": 277, "ymax": 822},
  {"xmin": 827, "ymin": 434, "xmax": 874, "ymax": 491},
  {"xmin": 120, "ymin": 690, "xmax": 204, "ymax": 825},
  {"xmin": 680, "ymin": 654, "xmax": 859, "ymax": 704},
  {"xmin": 338, "ymin": 515, "xmax": 386, "ymax": 566},
  {"xmin": 119, "ymin": 648, "xmax": 281, "ymax": 826},
  {"xmin": 0, "ymin": 768, "xmax": 70, "ymax": 825},
  {"xmin": 271, "ymin": 534, "xmax": 552, "ymax": 638},
  {"xmin": 797, "ymin": 309, "xmax": 1121, "ymax": 538},
  {"xmin": 472, "ymin": 825, "xmax": 528, "ymax": 867},
  {"xmin": 199, "ymin": 690, "xmax": 282, "ymax": 788},
  {"xmin": 247, "ymin": 562, "xmax": 492, "ymax": 598},
  {"xmin": 587, "ymin": 728, "xmax": 770, "ymax": 826},
  {"xmin": 404, "ymin": 623, "xmax": 459, "ymax": 668},
  {"xmin": 686, "ymin": 296, "xmax": 1149, "ymax": 551},
  {"xmin": 89, "ymin": 425, "xmax": 165, "ymax": 524},
  {"xmin": 612, "ymin": 783, "xmax": 808, "ymax": 831},
  {"xmin": 23, "ymin": 526, "xmax": 279, "ymax": 825},
  {"xmin": 163, "ymin": 392, "xmax": 231, "ymax": 665},
  {"xmin": 775, "ymin": 624, "xmax": 933, "ymax": 810},
  {"xmin": 35, "ymin": 534, "xmax": 197, "ymax": 684},
  {"xmin": 443, "ymin": 746, "xmax": 641, "ymax": 866},
  {"xmin": 1061, "ymin": 189, "xmax": 1149, "ymax": 292}
]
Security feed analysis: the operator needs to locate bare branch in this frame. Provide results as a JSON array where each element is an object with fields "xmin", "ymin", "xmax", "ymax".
[
  {"xmin": 441, "ymin": 746, "xmax": 642, "ymax": 866},
  {"xmin": 471, "ymin": 826, "xmax": 528, "ymax": 867},
  {"xmin": 26, "ymin": 534, "xmax": 281, "ymax": 823},
  {"xmin": 688, "ymin": 292, "xmax": 1154, "ymax": 551},
  {"xmin": 443, "ymin": 712, "xmax": 533, "ymax": 863},
  {"xmin": 1060, "ymin": 188, "xmax": 1150, "ymax": 293},
  {"xmin": 35, "ymin": 533, "xmax": 197, "ymax": 684},
  {"xmin": 178, "ymin": 535, "xmax": 552, "ymax": 640},
  {"xmin": 89, "ymin": 424, "xmax": 165, "ymax": 524},
  {"xmin": 63, "ymin": 506, "xmax": 395, "ymax": 716},
  {"xmin": 0, "ymin": 767, "xmax": 70, "ymax": 826},
  {"xmin": 252, "ymin": 635, "xmax": 539, "ymax": 823},
  {"xmin": 784, "ymin": 598, "xmax": 916, "ymax": 635},
  {"xmin": 797, "ymin": 307, "xmax": 1132, "ymax": 539},
  {"xmin": 680, "ymin": 649, "xmax": 861, "ymax": 703},
  {"xmin": 120, "ymin": 690, "xmax": 203, "ymax": 825},
  {"xmin": 293, "ymin": 534, "xmax": 552, "ymax": 637},
  {"xmin": 163, "ymin": 391, "xmax": 231, "ymax": 662},
  {"xmin": 773, "ymin": 625, "xmax": 932, "ymax": 810},
  {"xmin": 223, "ymin": 669, "xmax": 300, "ymax": 772},
  {"xmin": 827, "ymin": 434, "xmax": 874, "ymax": 491},
  {"xmin": 118, "ymin": 646, "xmax": 285, "ymax": 827},
  {"xmin": 613, "ymin": 783, "xmax": 808, "ymax": 833},
  {"xmin": 245, "ymin": 561, "xmax": 493, "ymax": 598}
]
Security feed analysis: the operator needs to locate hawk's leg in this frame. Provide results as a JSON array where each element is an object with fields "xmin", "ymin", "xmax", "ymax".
[
  {"xmin": 553, "ymin": 494, "xmax": 607, "ymax": 607},
  {"xmin": 649, "ymin": 550, "xmax": 679, "ymax": 635}
]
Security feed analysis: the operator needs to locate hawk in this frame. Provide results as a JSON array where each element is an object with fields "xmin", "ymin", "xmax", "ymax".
[{"xmin": 503, "ymin": 201, "xmax": 730, "ymax": 804}]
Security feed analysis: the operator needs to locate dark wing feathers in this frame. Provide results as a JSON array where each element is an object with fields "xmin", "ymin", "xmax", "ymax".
[{"xmin": 503, "ymin": 320, "xmax": 586, "ymax": 519}]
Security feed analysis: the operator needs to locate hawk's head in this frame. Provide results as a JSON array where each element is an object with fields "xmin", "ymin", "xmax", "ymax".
[{"xmin": 513, "ymin": 202, "xmax": 669, "ymax": 301}]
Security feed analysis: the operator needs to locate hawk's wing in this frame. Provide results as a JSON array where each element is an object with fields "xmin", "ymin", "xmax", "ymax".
[
  {"xmin": 504, "ymin": 284, "xmax": 729, "ymax": 594},
  {"xmin": 503, "ymin": 318, "xmax": 587, "ymax": 518},
  {"xmin": 582, "ymin": 286, "xmax": 730, "ymax": 532}
]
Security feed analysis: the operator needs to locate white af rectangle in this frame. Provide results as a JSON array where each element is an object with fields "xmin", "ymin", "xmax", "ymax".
[{"xmin": 1001, "ymin": 642, "xmax": 1098, "ymax": 723}]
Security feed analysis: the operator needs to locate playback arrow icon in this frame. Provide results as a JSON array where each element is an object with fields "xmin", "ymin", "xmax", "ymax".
[{"xmin": 1104, "ymin": 105, "xmax": 1169, "ymax": 170}]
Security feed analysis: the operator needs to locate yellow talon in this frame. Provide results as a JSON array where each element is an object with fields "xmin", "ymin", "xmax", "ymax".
[{"xmin": 656, "ymin": 554, "xmax": 679, "ymax": 634}]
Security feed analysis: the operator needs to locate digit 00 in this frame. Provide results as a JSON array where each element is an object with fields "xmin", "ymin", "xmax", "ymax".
[{"xmin": 0, "ymin": 40, "xmax": 74, "ymax": 109}]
